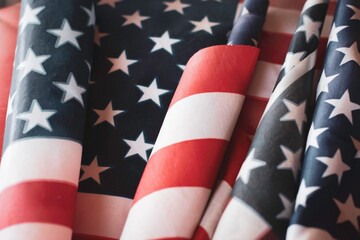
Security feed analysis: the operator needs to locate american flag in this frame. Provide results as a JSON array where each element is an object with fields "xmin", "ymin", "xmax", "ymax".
[
  {"xmin": 75, "ymin": 0, "xmax": 240, "ymax": 239},
  {"xmin": 0, "ymin": 0, "xmax": 94, "ymax": 239},
  {"xmin": 213, "ymin": 0, "xmax": 329, "ymax": 239},
  {"xmin": 120, "ymin": 7, "xmax": 262, "ymax": 237},
  {"xmin": 287, "ymin": 0, "xmax": 360, "ymax": 239},
  {"xmin": 0, "ymin": 0, "xmax": 342, "ymax": 239}
]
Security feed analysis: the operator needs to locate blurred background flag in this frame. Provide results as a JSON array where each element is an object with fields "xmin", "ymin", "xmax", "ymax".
[
  {"xmin": 0, "ymin": 0, "xmax": 94, "ymax": 239},
  {"xmin": 287, "ymin": 0, "xmax": 360, "ymax": 239},
  {"xmin": 213, "ymin": 0, "xmax": 329, "ymax": 239}
]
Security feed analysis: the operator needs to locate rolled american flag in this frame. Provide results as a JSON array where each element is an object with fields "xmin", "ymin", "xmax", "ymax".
[
  {"xmin": 0, "ymin": 0, "xmax": 94, "ymax": 239},
  {"xmin": 213, "ymin": 0, "xmax": 329, "ymax": 239}
]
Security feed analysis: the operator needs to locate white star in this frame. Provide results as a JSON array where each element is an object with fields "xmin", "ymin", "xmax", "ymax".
[
  {"xmin": 16, "ymin": 100, "xmax": 56, "ymax": 134},
  {"xmin": 81, "ymin": 5, "xmax": 95, "ymax": 27},
  {"xmin": 238, "ymin": 148, "xmax": 266, "ymax": 184},
  {"xmin": 347, "ymin": 5, "xmax": 360, "ymax": 20},
  {"xmin": 295, "ymin": 15, "xmax": 322, "ymax": 42},
  {"xmin": 325, "ymin": 90, "xmax": 360, "ymax": 124},
  {"xmin": 137, "ymin": 79, "xmax": 169, "ymax": 107},
  {"xmin": 53, "ymin": 73, "xmax": 86, "ymax": 107},
  {"xmin": 241, "ymin": 6, "xmax": 249, "ymax": 16},
  {"xmin": 150, "ymin": 31, "xmax": 181, "ymax": 54},
  {"xmin": 93, "ymin": 101, "xmax": 124, "ymax": 127},
  {"xmin": 98, "ymin": 0, "xmax": 121, "ymax": 8},
  {"xmin": 351, "ymin": 136, "xmax": 360, "ymax": 158},
  {"xmin": 108, "ymin": 51, "xmax": 137, "ymax": 75},
  {"xmin": 163, "ymin": 0, "xmax": 190, "ymax": 14},
  {"xmin": 122, "ymin": 11, "xmax": 149, "ymax": 29},
  {"xmin": 306, "ymin": 123, "xmax": 328, "ymax": 151},
  {"xmin": 190, "ymin": 16, "xmax": 220, "ymax": 34},
  {"xmin": 47, "ymin": 19, "xmax": 83, "ymax": 49},
  {"xmin": 295, "ymin": 179, "xmax": 319, "ymax": 210},
  {"xmin": 19, "ymin": 4, "xmax": 45, "ymax": 34},
  {"xmin": 282, "ymin": 51, "xmax": 306, "ymax": 73},
  {"xmin": 123, "ymin": 132, "xmax": 154, "ymax": 161},
  {"xmin": 177, "ymin": 64, "xmax": 186, "ymax": 70},
  {"xmin": 336, "ymin": 42, "xmax": 360, "ymax": 66},
  {"xmin": 316, "ymin": 71, "xmax": 339, "ymax": 99},
  {"xmin": 94, "ymin": 26, "xmax": 109, "ymax": 46},
  {"xmin": 277, "ymin": 145, "xmax": 302, "ymax": 180},
  {"xmin": 316, "ymin": 149, "xmax": 350, "ymax": 184},
  {"xmin": 327, "ymin": 23, "xmax": 348, "ymax": 46},
  {"xmin": 17, "ymin": 48, "xmax": 50, "ymax": 81},
  {"xmin": 276, "ymin": 193, "xmax": 294, "ymax": 219},
  {"xmin": 80, "ymin": 156, "xmax": 110, "ymax": 184},
  {"xmin": 334, "ymin": 195, "xmax": 360, "ymax": 231},
  {"xmin": 280, "ymin": 99, "xmax": 307, "ymax": 134}
]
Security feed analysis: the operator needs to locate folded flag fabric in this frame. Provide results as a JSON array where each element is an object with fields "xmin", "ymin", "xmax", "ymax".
[
  {"xmin": 213, "ymin": 0, "xmax": 329, "ymax": 239},
  {"xmin": 0, "ymin": 0, "xmax": 94, "ymax": 239},
  {"xmin": 193, "ymin": 0, "xmax": 269, "ymax": 239},
  {"xmin": 287, "ymin": 0, "xmax": 360, "ymax": 239},
  {"xmin": 73, "ymin": 0, "xmax": 239, "ymax": 239},
  {"xmin": 120, "ymin": 1, "xmax": 265, "ymax": 237}
]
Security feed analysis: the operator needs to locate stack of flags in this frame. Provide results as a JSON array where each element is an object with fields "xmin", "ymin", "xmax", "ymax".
[{"xmin": 1, "ymin": 0, "xmax": 360, "ymax": 239}]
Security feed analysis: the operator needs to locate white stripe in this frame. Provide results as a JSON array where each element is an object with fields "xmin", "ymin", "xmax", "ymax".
[
  {"xmin": 199, "ymin": 180, "xmax": 232, "ymax": 239},
  {"xmin": 73, "ymin": 192, "xmax": 132, "ymax": 239},
  {"xmin": 261, "ymin": 50, "xmax": 317, "ymax": 119},
  {"xmin": 265, "ymin": 7, "xmax": 300, "ymax": 35},
  {"xmin": 321, "ymin": 15, "xmax": 333, "ymax": 37},
  {"xmin": 286, "ymin": 224, "xmax": 335, "ymax": 240},
  {"xmin": 237, "ymin": 3, "xmax": 331, "ymax": 36},
  {"xmin": 0, "ymin": 138, "xmax": 82, "ymax": 192},
  {"xmin": 247, "ymin": 61, "xmax": 281, "ymax": 99},
  {"xmin": 213, "ymin": 198, "xmax": 271, "ymax": 240},
  {"xmin": 121, "ymin": 187, "xmax": 210, "ymax": 240},
  {"xmin": 0, "ymin": 223, "xmax": 72, "ymax": 240},
  {"xmin": 152, "ymin": 93, "xmax": 244, "ymax": 155}
]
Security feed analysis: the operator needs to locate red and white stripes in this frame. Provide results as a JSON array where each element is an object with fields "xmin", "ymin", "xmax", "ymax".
[
  {"xmin": 0, "ymin": 138, "xmax": 82, "ymax": 239},
  {"xmin": 120, "ymin": 45, "xmax": 260, "ymax": 239}
]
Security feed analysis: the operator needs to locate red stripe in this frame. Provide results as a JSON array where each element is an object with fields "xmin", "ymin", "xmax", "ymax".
[
  {"xmin": 72, "ymin": 233, "xmax": 117, "ymax": 240},
  {"xmin": 259, "ymin": 31, "xmax": 327, "ymax": 69},
  {"xmin": 193, "ymin": 226, "xmax": 210, "ymax": 240},
  {"xmin": 258, "ymin": 229, "xmax": 278, "ymax": 240},
  {"xmin": 221, "ymin": 130, "xmax": 252, "ymax": 186},
  {"xmin": 170, "ymin": 45, "xmax": 259, "ymax": 107},
  {"xmin": 133, "ymin": 139, "xmax": 228, "ymax": 203},
  {"xmin": 0, "ymin": 180, "xmax": 77, "ymax": 229},
  {"xmin": 236, "ymin": 96, "xmax": 268, "ymax": 136},
  {"xmin": 0, "ymin": 5, "xmax": 19, "ymax": 158},
  {"xmin": 153, "ymin": 238, "xmax": 189, "ymax": 240}
]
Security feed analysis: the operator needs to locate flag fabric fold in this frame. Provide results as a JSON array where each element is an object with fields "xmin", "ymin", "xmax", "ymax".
[
  {"xmin": 121, "ymin": 43, "xmax": 260, "ymax": 239},
  {"xmin": 192, "ymin": 0, "xmax": 269, "ymax": 239},
  {"xmin": 213, "ymin": 0, "xmax": 329, "ymax": 239},
  {"xmin": 0, "ymin": 0, "xmax": 94, "ymax": 239},
  {"xmin": 73, "ymin": 1, "xmax": 239, "ymax": 239},
  {"xmin": 287, "ymin": 0, "xmax": 360, "ymax": 239},
  {"xmin": 120, "ymin": 2, "xmax": 267, "ymax": 234}
]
